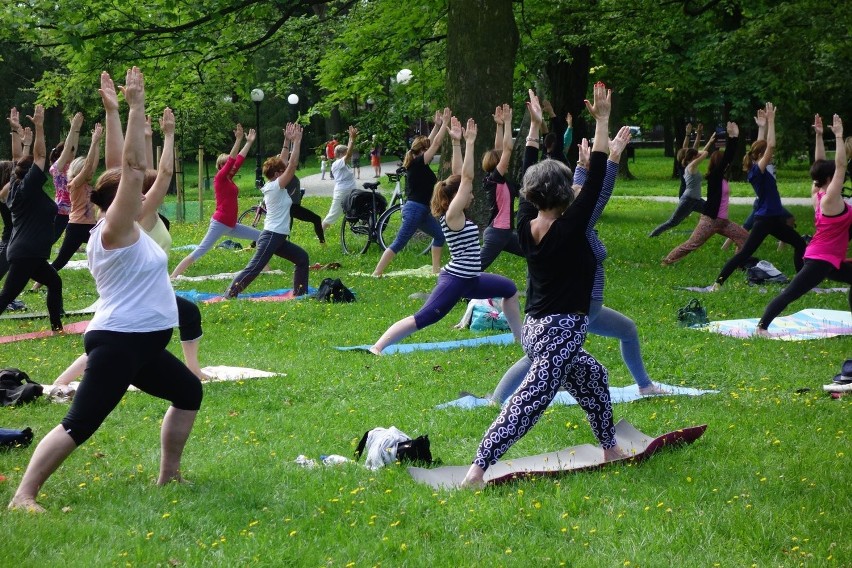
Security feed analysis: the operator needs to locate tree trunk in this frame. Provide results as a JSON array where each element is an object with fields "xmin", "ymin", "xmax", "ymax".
[{"xmin": 446, "ymin": 0, "xmax": 518, "ymax": 226}]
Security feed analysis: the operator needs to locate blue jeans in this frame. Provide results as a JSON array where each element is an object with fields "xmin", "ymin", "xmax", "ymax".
[
  {"xmin": 490, "ymin": 300, "xmax": 653, "ymax": 403},
  {"xmin": 388, "ymin": 200, "xmax": 445, "ymax": 253}
]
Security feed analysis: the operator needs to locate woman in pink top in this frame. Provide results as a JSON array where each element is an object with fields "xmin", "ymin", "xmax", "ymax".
[
  {"xmin": 48, "ymin": 113, "xmax": 84, "ymax": 243},
  {"xmin": 170, "ymin": 124, "xmax": 258, "ymax": 278},
  {"xmin": 756, "ymin": 114, "xmax": 851, "ymax": 336}
]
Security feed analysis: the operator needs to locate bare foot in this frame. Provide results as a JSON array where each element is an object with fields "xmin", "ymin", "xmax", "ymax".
[
  {"xmin": 460, "ymin": 477, "xmax": 486, "ymax": 490},
  {"xmin": 709, "ymin": 283, "xmax": 721, "ymax": 292},
  {"xmin": 755, "ymin": 327, "xmax": 771, "ymax": 338},
  {"xmin": 367, "ymin": 347, "xmax": 382, "ymax": 356},
  {"xmin": 639, "ymin": 384, "xmax": 670, "ymax": 396},
  {"xmin": 603, "ymin": 445, "xmax": 630, "ymax": 462},
  {"xmin": 8, "ymin": 496, "xmax": 46, "ymax": 513},
  {"xmin": 157, "ymin": 473, "xmax": 190, "ymax": 486}
]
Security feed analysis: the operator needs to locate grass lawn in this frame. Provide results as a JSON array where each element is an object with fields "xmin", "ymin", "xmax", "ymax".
[{"xmin": 1, "ymin": 156, "xmax": 849, "ymax": 566}]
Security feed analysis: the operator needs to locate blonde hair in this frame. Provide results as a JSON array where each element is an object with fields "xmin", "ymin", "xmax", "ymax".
[
  {"xmin": 742, "ymin": 140, "xmax": 767, "ymax": 172},
  {"xmin": 67, "ymin": 156, "xmax": 86, "ymax": 180},
  {"xmin": 403, "ymin": 136, "xmax": 431, "ymax": 168},
  {"xmin": 216, "ymin": 153, "xmax": 230, "ymax": 170},
  {"xmin": 481, "ymin": 149, "xmax": 500, "ymax": 172},
  {"xmin": 430, "ymin": 175, "xmax": 461, "ymax": 217}
]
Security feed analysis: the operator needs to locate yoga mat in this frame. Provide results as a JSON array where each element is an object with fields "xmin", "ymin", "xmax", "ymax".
[
  {"xmin": 200, "ymin": 366, "xmax": 279, "ymax": 382},
  {"xmin": 174, "ymin": 270, "xmax": 286, "ymax": 282},
  {"xmin": 676, "ymin": 285, "xmax": 848, "ymax": 295},
  {"xmin": 409, "ymin": 419, "xmax": 707, "ymax": 489},
  {"xmin": 64, "ymin": 259, "xmax": 89, "ymax": 270},
  {"xmin": 349, "ymin": 265, "xmax": 436, "ymax": 278},
  {"xmin": 0, "ymin": 303, "xmax": 98, "ymax": 321},
  {"xmin": 0, "ymin": 320, "xmax": 89, "ymax": 344},
  {"xmin": 704, "ymin": 308, "xmax": 852, "ymax": 341},
  {"xmin": 175, "ymin": 287, "xmax": 317, "ymax": 304},
  {"xmin": 436, "ymin": 382, "xmax": 718, "ymax": 409},
  {"xmin": 337, "ymin": 332, "xmax": 515, "ymax": 355}
]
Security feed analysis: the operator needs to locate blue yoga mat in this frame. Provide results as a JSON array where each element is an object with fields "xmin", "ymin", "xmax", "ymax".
[
  {"xmin": 436, "ymin": 383, "xmax": 718, "ymax": 410},
  {"xmin": 337, "ymin": 332, "xmax": 515, "ymax": 355},
  {"xmin": 175, "ymin": 287, "xmax": 317, "ymax": 303}
]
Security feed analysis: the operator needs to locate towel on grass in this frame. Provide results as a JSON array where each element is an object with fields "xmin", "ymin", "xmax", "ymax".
[
  {"xmin": 349, "ymin": 265, "xmax": 436, "ymax": 278},
  {"xmin": 174, "ymin": 270, "xmax": 286, "ymax": 282},
  {"xmin": 436, "ymin": 382, "xmax": 718, "ymax": 409},
  {"xmin": 703, "ymin": 308, "xmax": 852, "ymax": 340},
  {"xmin": 337, "ymin": 332, "xmax": 515, "ymax": 355}
]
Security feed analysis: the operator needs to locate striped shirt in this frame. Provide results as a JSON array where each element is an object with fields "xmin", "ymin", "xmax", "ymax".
[
  {"xmin": 440, "ymin": 217, "xmax": 481, "ymax": 278},
  {"xmin": 573, "ymin": 159, "xmax": 618, "ymax": 301}
]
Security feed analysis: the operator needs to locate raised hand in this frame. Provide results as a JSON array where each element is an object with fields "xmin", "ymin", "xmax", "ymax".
[
  {"xmin": 291, "ymin": 123, "xmax": 304, "ymax": 142},
  {"xmin": 70, "ymin": 112, "xmax": 84, "ymax": 132},
  {"xmin": 502, "ymin": 103, "xmax": 512, "ymax": 126},
  {"xmin": 441, "ymin": 107, "xmax": 451, "ymax": 127},
  {"xmin": 8, "ymin": 107, "xmax": 21, "ymax": 131},
  {"xmin": 99, "ymin": 71, "xmax": 119, "ymax": 112},
  {"xmin": 527, "ymin": 89, "xmax": 543, "ymax": 126},
  {"xmin": 159, "ymin": 107, "xmax": 175, "ymax": 136},
  {"xmin": 433, "ymin": 109, "xmax": 443, "ymax": 127},
  {"xmin": 584, "ymin": 81, "xmax": 611, "ymax": 121},
  {"xmin": 234, "ymin": 123, "xmax": 244, "ymax": 140},
  {"xmin": 348, "ymin": 124, "xmax": 358, "ymax": 139},
  {"xmin": 696, "ymin": 123, "xmax": 704, "ymax": 134},
  {"xmin": 608, "ymin": 126, "xmax": 631, "ymax": 160},
  {"xmin": 120, "ymin": 67, "xmax": 145, "ymax": 109},
  {"xmin": 448, "ymin": 116, "xmax": 463, "ymax": 142},
  {"xmin": 726, "ymin": 121, "xmax": 739, "ymax": 138},
  {"xmin": 812, "ymin": 114, "xmax": 823, "ymax": 136},
  {"xmin": 27, "ymin": 105, "xmax": 45, "ymax": 126},
  {"xmin": 685, "ymin": 122, "xmax": 693, "ymax": 135},
  {"xmin": 245, "ymin": 128, "xmax": 256, "ymax": 143},
  {"xmin": 463, "ymin": 118, "xmax": 477, "ymax": 142},
  {"xmin": 830, "ymin": 114, "xmax": 843, "ymax": 138},
  {"xmin": 754, "ymin": 108, "xmax": 766, "ymax": 128},
  {"xmin": 492, "ymin": 105, "xmax": 503, "ymax": 125},
  {"xmin": 764, "ymin": 102, "xmax": 776, "ymax": 121},
  {"xmin": 22, "ymin": 127, "xmax": 33, "ymax": 147},
  {"xmin": 144, "ymin": 115, "xmax": 153, "ymax": 138},
  {"xmin": 542, "ymin": 99, "xmax": 555, "ymax": 119},
  {"xmin": 577, "ymin": 137, "xmax": 590, "ymax": 168},
  {"xmin": 91, "ymin": 122, "xmax": 104, "ymax": 142}
]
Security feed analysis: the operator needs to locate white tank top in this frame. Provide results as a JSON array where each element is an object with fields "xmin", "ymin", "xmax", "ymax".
[{"xmin": 86, "ymin": 220, "xmax": 178, "ymax": 333}]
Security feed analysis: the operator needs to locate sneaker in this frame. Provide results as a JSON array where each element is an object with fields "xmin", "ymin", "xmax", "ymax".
[{"xmin": 6, "ymin": 299, "xmax": 27, "ymax": 311}]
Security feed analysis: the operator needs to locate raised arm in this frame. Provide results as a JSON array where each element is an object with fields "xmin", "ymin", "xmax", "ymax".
[
  {"xmin": 687, "ymin": 132, "xmax": 716, "ymax": 173},
  {"xmin": 138, "ymin": 107, "xmax": 175, "ymax": 230},
  {"xmin": 20, "ymin": 128, "xmax": 33, "ymax": 159},
  {"xmin": 492, "ymin": 106, "xmax": 504, "ymax": 151},
  {"xmin": 722, "ymin": 122, "xmax": 740, "ymax": 168},
  {"xmin": 8, "ymin": 108, "xmax": 23, "ymax": 161},
  {"xmin": 102, "ymin": 67, "xmax": 146, "ymax": 248},
  {"xmin": 445, "ymin": 118, "xmax": 476, "ymax": 231},
  {"xmin": 276, "ymin": 123, "xmax": 303, "ymax": 188},
  {"xmin": 144, "ymin": 116, "xmax": 154, "ymax": 169},
  {"xmin": 448, "ymin": 115, "xmax": 463, "ymax": 175},
  {"xmin": 423, "ymin": 107, "xmax": 450, "ymax": 164},
  {"xmin": 692, "ymin": 123, "xmax": 703, "ymax": 150},
  {"xmin": 28, "ymin": 105, "xmax": 46, "ymax": 171},
  {"xmin": 343, "ymin": 125, "xmax": 357, "ymax": 161},
  {"xmin": 563, "ymin": 112, "xmax": 573, "ymax": 154},
  {"xmin": 754, "ymin": 108, "xmax": 767, "ymax": 142},
  {"xmin": 428, "ymin": 109, "xmax": 443, "ymax": 142},
  {"xmin": 496, "ymin": 104, "xmax": 514, "ymax": 176},
  {"xmin": 54, "ymin": 112, "xmax": 83, "ymax": 172},
  {"xmin": 230, "ymin": 124, "xmax": 245, "ymax": 159},
  {"xmin": 278, "ymin": 127, "xmax": 290, "ymax": 163},
  {"xmin": 240, "ymin": 128, "xmax": 256, "ymax": 159},
  {"xmin": 757, "ymin": 103, "xmax": 776, "ymax": 173},
  {"xmin": 69, "ymin": 123, "xmax": 103, "ymax": 191},
  {"xmin": 813, "ymin": 114, "xmax": 825, "ymax": 162},
  {"xmin": 521, "ymin": 89, "xmax": 543, "ymax": 177},
  {"xmin": 820, "ymin": 114, "xmax": 846, "ymax": 216},
  {"xmin": 682, "ymin": 123, "xmax": 693, "ymax": 151},
  {"xmin": 99, "ymin": 71, "xmax": 124, "ymax": 169},
  {"xmin": 585, "ymin": 81, "xmax": 611, "ymax": 153}
]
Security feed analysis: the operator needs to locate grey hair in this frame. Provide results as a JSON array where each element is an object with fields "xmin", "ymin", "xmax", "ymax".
[
  {"xmin": 334, "ymin": 144, "xmax": 348, "ymax": 158},
  {"xmin": 521, "ymin": 159, "xmax": 575, "ymax": 210},
  {"xmin": 67, "ymin": 156, "xmax": 86, "ymax": 181}
]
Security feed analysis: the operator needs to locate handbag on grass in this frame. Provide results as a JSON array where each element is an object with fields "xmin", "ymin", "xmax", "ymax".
[{"xmin": 677, "ymin": 298, "xmax": 709, "ymax": 328}]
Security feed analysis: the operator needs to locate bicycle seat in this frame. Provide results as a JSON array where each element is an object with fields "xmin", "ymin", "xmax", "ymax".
[{"xmin": 362, "ymin": 182, "xmax": 380, "ymax": 191}]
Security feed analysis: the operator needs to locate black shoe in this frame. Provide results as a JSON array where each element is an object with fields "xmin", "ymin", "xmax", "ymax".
[{"xmin": 6, "ymin": 299, "xmax": 27, "ymax": 311}]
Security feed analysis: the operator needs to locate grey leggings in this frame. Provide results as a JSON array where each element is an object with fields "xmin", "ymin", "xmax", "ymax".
[{"xmin": 190, "ymin": 219, "xmax": 262, "ymax": 260}]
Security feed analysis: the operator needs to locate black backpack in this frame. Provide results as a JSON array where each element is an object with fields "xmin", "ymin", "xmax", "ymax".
[
  {"xmin": 0, "ymin": 368, "xmax": 43, "ymax": 406},
  {"xmin": 315, "ymin": 278, "xmax": 355, "ymax": 303},
  {"xmin": 354, "ymin": 430, "xmax": 433, "ymax": 465},
  {"xmin": 0, "ymin": 427, "xmax": 34, "ymax": 449}
]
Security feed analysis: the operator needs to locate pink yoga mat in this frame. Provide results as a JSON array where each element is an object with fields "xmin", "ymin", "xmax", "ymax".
[{"xmin": 0, "ymin": 320, "xmax": 89, "ymax": 344}]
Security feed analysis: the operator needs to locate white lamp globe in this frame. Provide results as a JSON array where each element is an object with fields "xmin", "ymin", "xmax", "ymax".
[
  {"xmin": 250, "ymin": 88, "xmax": 265, "ymax": 102},
  {"xmin": 396, "ymin": 69, "xmax": 413, "ymax": 85},
  {"xmin": 287, "ymin": 93, "xmax": 299, "ymax": 105}
]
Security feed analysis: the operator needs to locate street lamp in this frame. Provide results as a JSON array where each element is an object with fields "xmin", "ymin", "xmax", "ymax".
[{"xmin": 250, "ymin": 88, "xmax": 264, "ymax": 189}]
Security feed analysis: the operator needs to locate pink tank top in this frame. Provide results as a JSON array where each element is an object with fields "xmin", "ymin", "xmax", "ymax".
[{"xmin": 804, "ymin": 192, "xmax": 852, "ymax": 269}]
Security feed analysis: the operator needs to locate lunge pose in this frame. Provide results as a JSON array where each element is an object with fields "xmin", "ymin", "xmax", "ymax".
[
  {"xmin": 226, "ymin": 124, "xmax": 308, "ymax": 298},
  {"xmin": 170, "ymin": 125, "xmax": 259, "ymax": 278},
  {"xmin": 712, "ymin": 104, "xmax": 806, "ymax": 289},
  {"xmin": 9, "ymin": 68, "xmax": 202, "ymax": 513},
  {"xmin": 372, "ymin": 109, "xmax": 450, "ymax": 277},
  {"xmin": 756, "ymin": 114, "xmax": 851, "ymax": 335},
  {"xmin": 662, "ymin": 122, "xmax": 749, "ymax": 265},
  {"xmin": 369, "ymin": 116, "xmax": 522, "ymax": 354},
  {"xmin": 321, "ymin": 126, "xmax": 358, "ymax": 232},
  {"xmin": 463, "ymin": 85, "xmax": 628, "ymax": 488}
]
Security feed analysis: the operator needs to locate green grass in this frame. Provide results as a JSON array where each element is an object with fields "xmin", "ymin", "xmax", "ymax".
[{"xmin": 2, "ymin": 163, "xmax": 850, "ymax": 566}]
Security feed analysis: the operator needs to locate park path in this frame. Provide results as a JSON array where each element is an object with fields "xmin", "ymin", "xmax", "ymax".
[{"xmin": 299, "ymin": 161, "xmax": 812, "ymax": 206}]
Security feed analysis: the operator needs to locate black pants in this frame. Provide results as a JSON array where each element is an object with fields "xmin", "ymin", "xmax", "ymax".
[
  {"xmin": 716, "ymin": 215, "xmax": 805, "ymax": 285},
  {"xmin": 0, "ymin": 258, "xmax": 63, "ymax": 329},
  {"xmin": 175, "ymin": 295, "xmax": 202, "ymax": 342},
  {"xmin": 52, "ymin": 222, "xmax": 94, "ymax": 271},
  {"xmin": 290, "ymin": 204, "xmax": 325, "ymax": 243},
  {"xmin": 0, "ymin": 239, "xmax": 9, "ymax": 281},
  {"xmin": 758, "ymin": 259, "xmax": 852, "ymax": 329},
  {"xmin": 53, "ymin": 214, "xmax": 69, "ymax": 245},
  {"xmin": 61, "ymin": 329, "xmax": 203, "ymax": 445}
]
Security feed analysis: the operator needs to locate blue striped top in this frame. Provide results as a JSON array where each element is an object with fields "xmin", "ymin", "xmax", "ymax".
[
  {"xmin": 572, "ymin": 159, "xmax": 618, "ymax": 301},
  {"xmin": 440, "ymin": 217, "xmax": 481, "ymax": 278}
]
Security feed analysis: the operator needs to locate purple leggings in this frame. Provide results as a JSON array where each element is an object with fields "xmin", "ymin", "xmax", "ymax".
[{"xmin": 413, "ymin": 271, "xmax": 517, "ymax": 329}]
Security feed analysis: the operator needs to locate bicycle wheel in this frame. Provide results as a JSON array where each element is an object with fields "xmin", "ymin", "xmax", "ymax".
[
  {"xmin": 238, "ymin": 206, "xmax": 263, "ymax": 228},
  {"xmin": 341, "ymin": 217, "xmax": 372, "ymax": 254},
  {"xmin": 377, "ymin": 205, "xmax": 432, "ymax": 255}
]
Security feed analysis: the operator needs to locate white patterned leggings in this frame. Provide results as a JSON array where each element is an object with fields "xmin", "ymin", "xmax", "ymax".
[{"xmin": 473, "ymin": 313, "xmax": 616, "ymax": 471}]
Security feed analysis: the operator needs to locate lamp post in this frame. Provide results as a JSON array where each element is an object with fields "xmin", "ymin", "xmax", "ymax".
[{"xmin": 250, "ymin": 88, "xmax": 264, "ymax": 189}]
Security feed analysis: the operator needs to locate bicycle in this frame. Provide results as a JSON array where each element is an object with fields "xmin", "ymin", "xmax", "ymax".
[
  {"xmin": 237, "ymin": 187, "xmax": 308, "ymax": 239},
  {"xmin": 375, "ymin": 167, "xmax": 432, "ymax": 255},
  {"xmin": 340, "ymin": 181, "xmax": 387, "ymax": 254}
]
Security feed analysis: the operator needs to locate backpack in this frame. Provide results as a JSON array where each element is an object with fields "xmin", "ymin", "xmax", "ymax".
[
  {"xmin": 354, "ymin": 427, "xmax": 433, "ymax": 469},
  {"xmin": 746, "ymin": 260, "xmax": 789, "ymax": 285},
  {"xmin": 0, "ymin": 427, "xmax": 34, "ymax": 449},
  {"xmin": 0, "ymin": 368, "xmax": 43, "ymax": 406},
  {"xmin": 315, "ymin": 278, "xmax": 355, "ymax": 303}
]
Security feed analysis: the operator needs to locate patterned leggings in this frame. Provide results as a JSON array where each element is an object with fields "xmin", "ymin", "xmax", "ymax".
[
  {"xmin": 473, "ymin": 313, "xmax": 616, "ymax": 471},
  {"xmin": 663, "ymin": 215, "xmax": 749, "ymax": 265}
]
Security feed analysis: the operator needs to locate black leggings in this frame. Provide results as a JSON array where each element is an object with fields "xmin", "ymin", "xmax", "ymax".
[
  {"xmin": 52, "ymin": 222, "xmax": 94, "ymax": 271},
  {"xmin": 0, "ymin": 258, "xmax": 63, "ymax": 329},
  {"xmin": 175, "ymin": 295, "xmax": 202, "ymax": 342},
  {"xmin": 758, "ymin": 259, "xmax": 852, "ymax": 329},
  {"xmin": 61, "ymin": 329, "xmax": 203, "ymax": 445},
  {"xmin": 716, "ymin": 215, "xmax": 805, "ymax": 285},
  {"xmin": 53, "ymin": 214, "xmax": 69, "ymax": 245},
  {"xmin": 0, "ymin": 239, "xmax": 9, "ymax": 281},
  {"xmin": 290, "ymin": 204, "xmax": 325, "ymax": 243}
]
